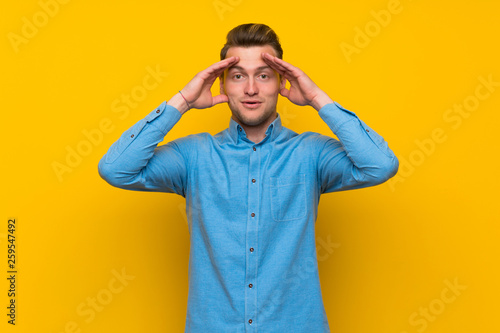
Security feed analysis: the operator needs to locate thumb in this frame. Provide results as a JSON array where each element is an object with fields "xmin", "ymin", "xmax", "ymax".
[
  {"xmin": 212, "ymin": 93, "xmax": 229, "ymax": 106},
  {"xmin": 280, "ymin": 87, "xmax": 290, "ymax": 98}
]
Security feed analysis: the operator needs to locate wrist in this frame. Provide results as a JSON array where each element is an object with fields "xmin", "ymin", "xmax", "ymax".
[
  {"xmin": 167, "ymin": 93, "xmax": 190, "ymax": 115},
  {"xmin": 311, "ymin": 92, "xmax": 333, "ymax": 112}
]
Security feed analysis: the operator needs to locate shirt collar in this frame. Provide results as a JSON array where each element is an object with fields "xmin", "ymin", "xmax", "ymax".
[{"xmin": 228, "ymin": 113, "xmax": 283, "ymax": 144}]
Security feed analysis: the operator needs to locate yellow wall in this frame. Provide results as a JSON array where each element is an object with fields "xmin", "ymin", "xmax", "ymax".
[{"xmin": 2, "ymin": 0, "xmax": 498, "ymax": 332}]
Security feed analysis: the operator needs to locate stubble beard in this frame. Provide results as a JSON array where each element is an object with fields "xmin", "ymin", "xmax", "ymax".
[{"xmin": 228, "ymin": 99, "xmax": 277, "ymax": 127}]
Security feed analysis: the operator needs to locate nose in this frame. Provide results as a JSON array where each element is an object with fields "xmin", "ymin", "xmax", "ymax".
[{"xmin": 244, "ymin": 77, "xmax": 258, "ymax": 96}]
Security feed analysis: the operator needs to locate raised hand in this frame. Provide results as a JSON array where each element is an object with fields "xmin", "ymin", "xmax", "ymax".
[
  {"xmin": 169, "ymin": 56, "xmax": 240, "ymax": 113},
  {"xmin": 261, "ymin": 53, "xmax": 333, "ymax": 111}
]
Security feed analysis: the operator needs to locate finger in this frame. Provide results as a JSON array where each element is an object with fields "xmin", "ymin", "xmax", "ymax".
[
  {"xmin": 262, "ymin": 58, "xmax": 293, "ymax": 82},
  {"xmin": 204, "ymin": 56, "xmax": 240, "ymax": 80},
  {"xmin": 263, "ymin": 60, "xmax": 286, "ymax": 77},
  {"xmin": 261, "ymin": 53, "xmax": 288, "ymax": 71},
  {"xmin": 263, "ymin": 62, "xmax": 287, "ymax": 80},
  {"xmin": 211, "ymin": 56, "xmax": 240, "ymax": 74},
  {"xmin": 262, "ymin": 54, "xmax": 286, "ymax": 75},
  {"xmin": 264, "ymin": 53, "xmax": 297, "ymax": 72},
  {"xmin": 273, "ymin": 61, "xmax": 295, "ymax": 78},
  {"xmin": 262, "ymin": 53, "xmax": 300, "ymax": 78}
]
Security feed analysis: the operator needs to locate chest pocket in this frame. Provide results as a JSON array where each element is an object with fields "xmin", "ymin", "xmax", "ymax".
[{"xmin": 270, "ymin": 173, "xmax": 306, "ymax": 221}]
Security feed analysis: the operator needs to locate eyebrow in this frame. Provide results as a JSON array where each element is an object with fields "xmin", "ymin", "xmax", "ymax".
[{"xmin": 228, "ymin": 65, "xmax": 273, "ymax": 73}]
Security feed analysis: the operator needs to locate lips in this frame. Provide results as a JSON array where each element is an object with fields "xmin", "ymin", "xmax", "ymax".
[{"xmin": 241, "ymin": 100, "xmax": 262, "ymax": 109}]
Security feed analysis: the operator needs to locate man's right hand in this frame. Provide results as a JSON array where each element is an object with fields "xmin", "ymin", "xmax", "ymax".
[{"xmin": 167, "ymin": 56, "xmax": 240, "ymax": 114}]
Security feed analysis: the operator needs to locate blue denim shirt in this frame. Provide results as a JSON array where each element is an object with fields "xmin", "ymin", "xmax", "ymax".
[{"xmin": 98, "ymin": 101, "xmax": 398, "ymax": 333}]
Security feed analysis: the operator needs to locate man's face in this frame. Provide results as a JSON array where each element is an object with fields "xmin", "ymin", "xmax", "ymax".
[{"xmin": 221, "ymin": 45, "xmax": 285, "ymax": 127}]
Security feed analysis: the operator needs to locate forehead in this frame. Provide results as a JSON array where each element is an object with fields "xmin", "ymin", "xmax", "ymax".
[{"xmin": 225, "ymin": 45, "xmax": 277, "ymax": 71}]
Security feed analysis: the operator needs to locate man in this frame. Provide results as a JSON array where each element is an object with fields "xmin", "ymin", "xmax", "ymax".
[{"xmin": 98, "ymin": 23, "xmax": 398, "ymax": 332}]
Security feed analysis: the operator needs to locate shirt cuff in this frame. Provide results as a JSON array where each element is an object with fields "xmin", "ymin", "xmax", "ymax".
[
  {"xmin": 145, "ymin": 101, "xmax": 183, "ymax": 135},
  {"xmin": 317, "ymin": 101, "xmax": 359, "ymax": 133}
]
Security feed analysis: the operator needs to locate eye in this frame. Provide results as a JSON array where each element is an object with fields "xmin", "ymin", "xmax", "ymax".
[
  {"xmin": 233, "ymin": 74, "xmax": 243, "ymax": 79},
  {"xmin": 259, "ymin": 74, "xmax": 269, "ymax": 79}
]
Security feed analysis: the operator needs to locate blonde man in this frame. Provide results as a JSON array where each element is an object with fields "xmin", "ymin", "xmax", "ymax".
[{"xmin": 99, "ymin": 23, "xmax": 398, "ymax": 333}]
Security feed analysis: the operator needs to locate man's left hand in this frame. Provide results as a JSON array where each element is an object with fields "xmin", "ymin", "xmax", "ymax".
[{"xmin": 262, "ymin": 53, "xmax": 334, "ymax": 111}]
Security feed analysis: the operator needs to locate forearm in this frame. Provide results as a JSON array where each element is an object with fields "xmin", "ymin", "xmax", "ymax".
[
  {"xmin": 318, "ymin": 102, "xmax": 399, "ymax": 184},
  {"xmin": 98, "ymin": 101, "xmax": 182, "ymax": 188}
]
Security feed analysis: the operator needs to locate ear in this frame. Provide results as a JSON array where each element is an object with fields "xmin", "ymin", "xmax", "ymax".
[{"xmin": 279, "ymin": 76, "xmax": 286, "ymax": 92}]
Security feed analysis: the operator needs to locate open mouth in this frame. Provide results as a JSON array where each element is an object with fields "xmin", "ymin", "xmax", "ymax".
[{"xmin": 242, "ymin": 101, "xmax": 262, "ymax": 109}]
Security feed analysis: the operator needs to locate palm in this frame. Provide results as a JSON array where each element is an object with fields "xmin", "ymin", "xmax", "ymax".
[
  {"xmin": 284, "ymin": 74, "xmax": 318, "ymax": 106},
  {"xmin": 186, "ymin": 76, "xmax": 218, "ymax": 108},
  {"xmin": 180, "ymin": 56, "xmax": 239, "ymax": 110},
  {"xmin": 262, "ymin": 53, "xmax": 325, "ymax": 108}
]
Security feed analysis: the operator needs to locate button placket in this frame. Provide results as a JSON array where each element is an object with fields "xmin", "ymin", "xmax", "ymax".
[{"xmin": 245, "ymin": 144, "xmax": 259, "ymax": 328}]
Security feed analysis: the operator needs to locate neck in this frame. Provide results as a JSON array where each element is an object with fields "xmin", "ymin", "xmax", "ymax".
[{"xmin": 233, "ymin": 112, "xmax": 278, "ymax": 144}]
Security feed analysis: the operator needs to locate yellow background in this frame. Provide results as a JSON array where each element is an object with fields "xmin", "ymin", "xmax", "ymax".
[{"xmin": 2, "ymin": 0, "xmax": 499, "ymax": 332}]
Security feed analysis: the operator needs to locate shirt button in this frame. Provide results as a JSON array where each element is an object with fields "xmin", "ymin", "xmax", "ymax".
[
  {"xmin": 156, "ymin": 109, "xmax": 160, "ymax": 113},
  {"xmin": 239, "ymin": 127, "xmax": 242, "ymax": 132},
  {"xmin": 249, "ymin": 284, "xmax": 253, "ymax": 288},
  {"xmin": 248, "ymin": 319, "xmax": 253, "ymax": 324},
  {"xmin": 251, "ymin": 213, "xmax": 255, "ymax": 217},
  {"xmin": 253, "ymin": 147, "xmax": 256, "ymax": 151},
  {"xmin": 130, "ymin": 134, "xmax": 134, "ymax": 138},
  {"xmin": 366, "ymin": 129, "xmax": 370, "ymax": 132},
  {"xmin": 252, "ymin": 179, "xmax": 256, "ymax": 183},
  {"xmin": 250, "ymin": 248, "xmax": 254, "ymax": 252}
]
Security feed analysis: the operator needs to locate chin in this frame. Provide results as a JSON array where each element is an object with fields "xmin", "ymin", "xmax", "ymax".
[
  {"xmin": 229, "ymin": 101, "xmax": 276, "ymax": 125},
  {"xmin": 238, "ymin": 115, "xmax": 264, "ymax": 126}
]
